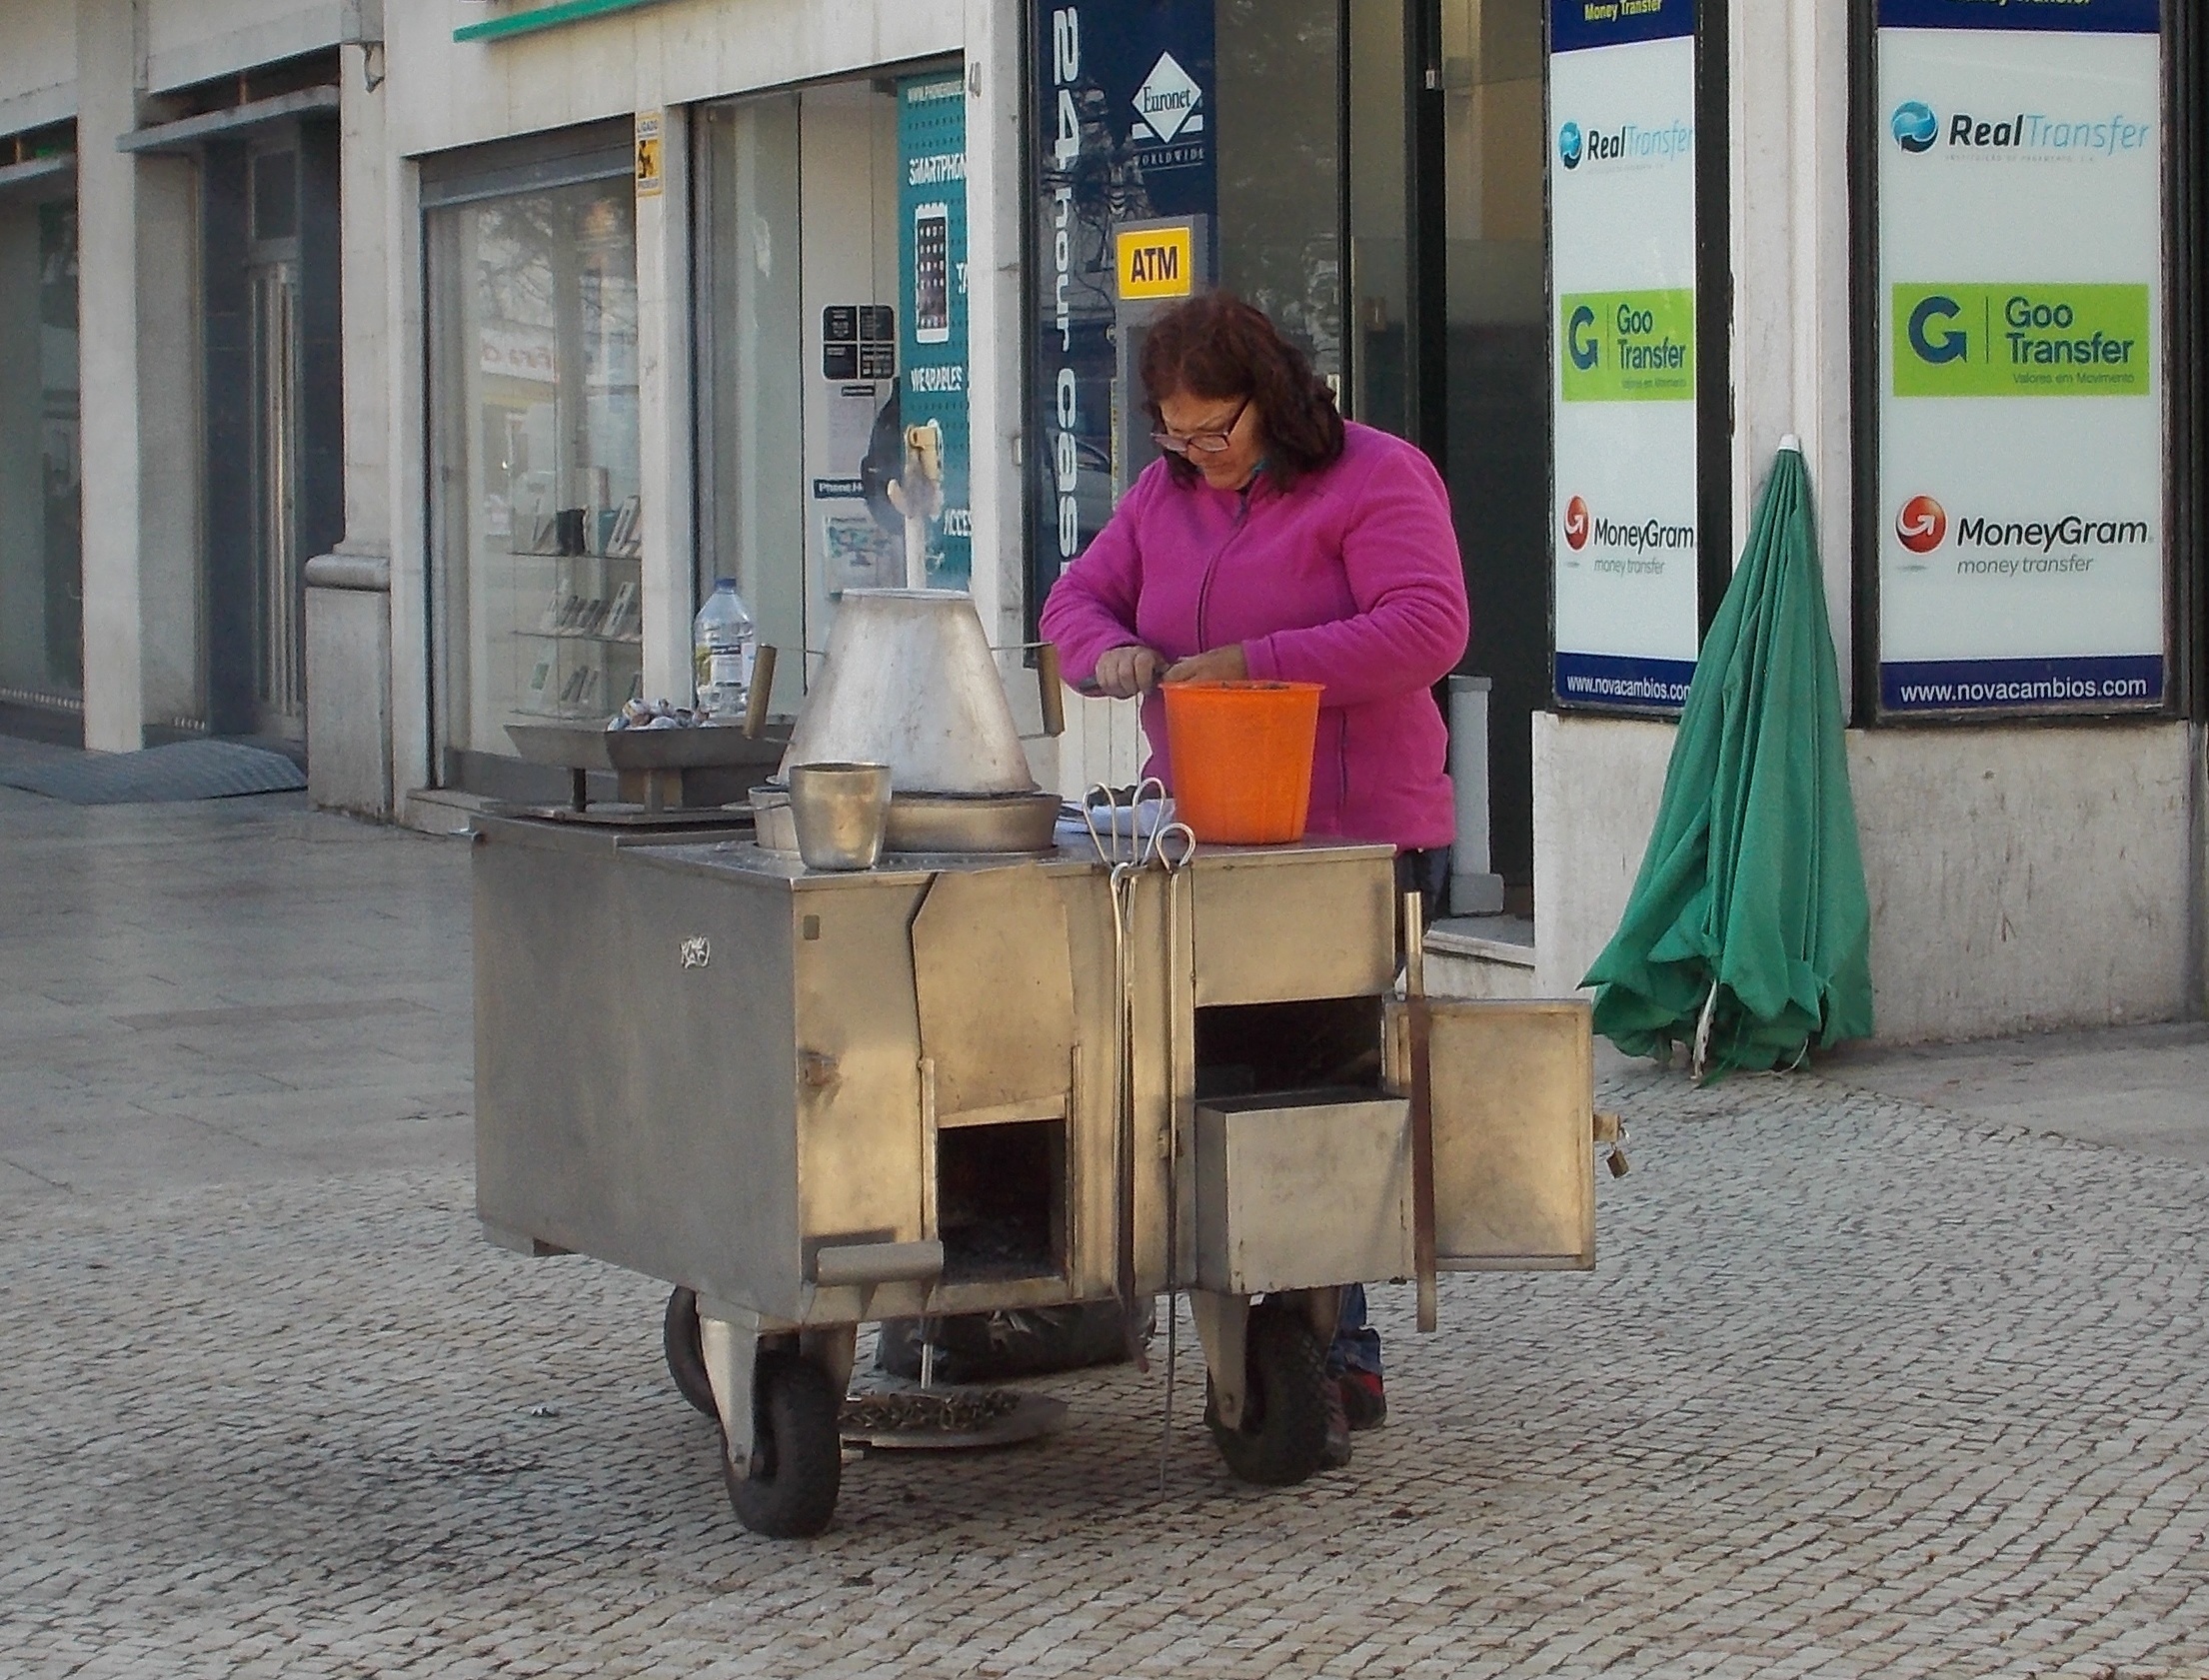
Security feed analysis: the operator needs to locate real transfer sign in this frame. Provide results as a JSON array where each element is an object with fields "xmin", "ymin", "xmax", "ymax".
[{"xmin": 1875, "ymin": 0, "xmax": 2165, "ymax": 715}]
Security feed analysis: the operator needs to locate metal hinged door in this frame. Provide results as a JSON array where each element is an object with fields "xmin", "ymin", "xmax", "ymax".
[{"xmin": 1392, "ymin": 996, "xmax": 1597, "ymax": 1271}]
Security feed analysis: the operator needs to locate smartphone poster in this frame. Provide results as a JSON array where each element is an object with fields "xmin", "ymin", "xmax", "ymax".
[{"xmin": 898, "ymin": 72, "xmax": 972, "ymax": 587}]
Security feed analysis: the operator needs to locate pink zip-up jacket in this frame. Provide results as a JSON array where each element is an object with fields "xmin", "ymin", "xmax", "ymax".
[{"xmin": 1041, "ymin": 421, "xmax": 1469, "ymax": 850}]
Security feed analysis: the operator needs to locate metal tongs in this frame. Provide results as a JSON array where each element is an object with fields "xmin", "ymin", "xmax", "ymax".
[
  {"xmin": 1085, "ymin": 782, "xmax": 1195, "ymax": 1385},
  {"xmin": 1081, "ymin": 778, "xmax": 1196, "ymax": 875}
]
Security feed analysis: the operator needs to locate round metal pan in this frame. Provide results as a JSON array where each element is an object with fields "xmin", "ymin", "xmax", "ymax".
[
  {"xmin": 883, "ymin": 790, "xmax": 1063, "ymax": 854},
  {"xmin": 750, "ymin": 786, "xmax": 1061, "ymax": 856}
]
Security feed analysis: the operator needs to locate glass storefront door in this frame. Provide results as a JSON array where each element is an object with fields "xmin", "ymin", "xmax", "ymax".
[
  {"xmin": 1438, "ymin": 0, "xmax": 1547, "ymax": 888},
  {"xmin": 0, "ymin": 187, "xmax": 82, "ymax": 720},
  {"xmin": 1029, "ymin": 0, "xmax": 1550, "ymax": 898},
  {"xmin": 427, "ymin": 144, "xmax": 641, "ymax": 786}
]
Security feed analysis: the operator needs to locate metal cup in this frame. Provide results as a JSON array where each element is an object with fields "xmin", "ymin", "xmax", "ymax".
[{"xmin": 788, "ymin": 762, "xmax": 893, "ymax": 870}]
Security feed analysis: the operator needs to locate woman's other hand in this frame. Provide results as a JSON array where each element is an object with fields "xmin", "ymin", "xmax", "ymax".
[
  {"xmin": 1095, "ymin": 644, "xmax": 1168, "ymax": 698},
  {"xmin": 1163, "ymin": 645, "xmax": 1249, "ymax": 685}
]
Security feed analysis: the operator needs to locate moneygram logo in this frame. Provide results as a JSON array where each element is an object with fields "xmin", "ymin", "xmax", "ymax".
[
  {"xmin": 1891, "ymin": 101, "xmax": 1938, "ymax": 153},
  {"xmin": 1558, "ymin": 122, "xmax": 1583, "ymax": 169},
  {"xmin": 1562, "ymin": 499, "xmax": 1692, "ymax": 571},
  {"xmin": 1894, "ymin": 495, "xmax": 2151, "ymax": 562},
  {"xmin": 1896, "ymin": 496, "xmax": 1946, "ymax": 554}
]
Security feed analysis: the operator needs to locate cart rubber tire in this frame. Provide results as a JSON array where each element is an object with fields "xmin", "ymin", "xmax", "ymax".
[
  {"xmin": 1203, "ymin": 1301, "xmax": 1332, "ymax": 1487},
  {"xmin": 663, "ymin": 1287, "xmax": 719, "ymax": 1418},
  {"xmin": 724, "ymin": 1350, "xmax": 844, "ymax": 1539}
]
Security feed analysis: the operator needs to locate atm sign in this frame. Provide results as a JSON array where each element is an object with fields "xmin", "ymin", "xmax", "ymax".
[{"xmin": 1117, "ymin": 225, "xmax": 1194, "ymax": 301}]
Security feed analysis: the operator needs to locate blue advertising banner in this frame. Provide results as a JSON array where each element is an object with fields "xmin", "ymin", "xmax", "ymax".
[
  {"xmin": 1030, "ymin": 0, "xmax": 1216, "ymax": 608},
  {"xmin": 1550, "ymin": 0, "xmax": 1694, "ymax": 55},
  {"xmin": 1553, "ymin": 652, "xmax": 1696, "ymax": 711},
  {"xmin": 1881, "ymin": 655, "xmax": 2164, "ymax": 712},
  {"xmin": 899, "ymin": 71, "xmax": 971, "ymax": 587},
  {"xmin": 1877, "ymin": 0, "xmax": 2157, "ymax": 32}
]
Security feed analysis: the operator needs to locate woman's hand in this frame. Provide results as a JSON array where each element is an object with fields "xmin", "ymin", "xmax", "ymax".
[
  {"xmin": 1163, "ymin": 645, "xmax": 1248, "ymax": 685},
  {"xmin": 1094, "ymin": 644, "xmax": 1168, "ymax": 698}
]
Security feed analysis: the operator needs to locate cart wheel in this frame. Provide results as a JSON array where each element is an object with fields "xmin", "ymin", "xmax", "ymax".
[
  {"xmin": 1203, "ymin": 1301, "xmax": 1331, "ymax": 1487},
  {"xmin": 663, "ymin": 1287, "xmax": 718, "ymax": 1418},
  {"xmin": 724, "ymin": 1349, "xmax": 843, "ymax": 1539}
]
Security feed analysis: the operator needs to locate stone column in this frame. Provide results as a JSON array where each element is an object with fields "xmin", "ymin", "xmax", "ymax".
[
  {"xmin": 76, "ymin": 0, "xmax": 200, "ymax": 751},
  {"xmin": 630, "ymin": 93, "xmax": 697, "ymax": 711},
  {"xmin": 306, "ymin": 41, "xmax": 397, "ymax": 815},
  {"xmin": 1728, "ymin": 0, "xmax": 1855, "ymax": 691}
]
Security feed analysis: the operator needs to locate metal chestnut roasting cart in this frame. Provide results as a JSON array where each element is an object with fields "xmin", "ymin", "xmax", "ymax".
[{"xmin": 473, "ymin": 591, "xmax": 1609, "ymax": 1538}]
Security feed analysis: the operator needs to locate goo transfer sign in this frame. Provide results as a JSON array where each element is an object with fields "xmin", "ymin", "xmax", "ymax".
[
  {"xmin": 1549, "ymin": 0, "xmax": 1700, "ymax": 714},
  {"xmin": 1876, "ymin": 0, "xmax": 2164, "ymax": 715}
]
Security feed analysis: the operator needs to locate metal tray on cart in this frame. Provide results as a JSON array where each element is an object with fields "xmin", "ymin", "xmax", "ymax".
[
  {"xmin": 506, "ymin": 720, "xmax": 788, "ymax": 773},
  {"xmin": 505, "ymin": 721, "xmax": 789, "ymax": 815}
]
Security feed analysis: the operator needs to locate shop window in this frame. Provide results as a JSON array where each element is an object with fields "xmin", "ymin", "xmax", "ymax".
[
  {"xmin": 698, "ymin": 70, "xmax": 970, "ymax": 694},
  {"xmin": 428, "ymin": 167, "xmax": 641, "ymax": 777},
  {"xmin": 699, "ymin": 96, "xmax": 808, "ymax": 674},
  {"xmin": 0, "ymin": 193, "xmax": 82, "ymax": 713},
  {"xmin": 251, "ymin": 149, "xmax": 298, "ymax": 243},
  {"xmin": 1216, "ymin": 0, "xmax": 1343, "ymax": 382}
]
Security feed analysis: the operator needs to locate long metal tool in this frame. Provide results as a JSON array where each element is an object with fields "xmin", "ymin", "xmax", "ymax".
[
  {"xmin": 1084, "ymin": 782, "xmax": 1195, "ymax": 1371},
  {"xmin": 1404, "ymin": 889, "xmax": 1439, "ymax": 1333}
]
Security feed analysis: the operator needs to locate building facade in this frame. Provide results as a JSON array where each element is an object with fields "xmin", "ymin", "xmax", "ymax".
[{"xmin": 0, "ymin": 0, "xmax": 2202, "ymax": 1043}]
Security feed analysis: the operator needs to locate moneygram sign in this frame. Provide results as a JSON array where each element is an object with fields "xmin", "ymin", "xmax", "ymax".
[
  {"xmin": 1891, "ymin": 495, "xmax": 2152, "ymax": 574},
  {"xmin": 1563, "ymin": 499, "xmax": 1696, "ymax": 576}
]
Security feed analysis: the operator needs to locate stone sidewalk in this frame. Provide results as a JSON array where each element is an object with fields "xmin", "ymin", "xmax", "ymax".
[{"xmin": 2, "ymin": 781, "xmax": 2206, "ymax": 1679}]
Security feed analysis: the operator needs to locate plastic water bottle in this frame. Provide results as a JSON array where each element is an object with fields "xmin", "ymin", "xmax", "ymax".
[{"xmin": 692, "ymin": 579, "xmax": 757, "ymax": 722}]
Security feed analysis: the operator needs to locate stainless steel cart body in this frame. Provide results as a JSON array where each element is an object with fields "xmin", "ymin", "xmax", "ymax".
[{"xmin": 474, "ymin": 809, "xmax": 1601, "ymax": 1526}]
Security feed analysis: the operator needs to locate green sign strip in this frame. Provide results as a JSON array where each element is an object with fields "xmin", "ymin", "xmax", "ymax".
[
  {"xmin": 1558, "ymin": 289, "xmax": 1695, "ymax": 403},
  {"xmin": 455, "ymin": 0, "xmax": 674, "ymax": 44},
  {"xmin": 1891, "ymin": 282, "xmax": 2152, "ymax": 399}
]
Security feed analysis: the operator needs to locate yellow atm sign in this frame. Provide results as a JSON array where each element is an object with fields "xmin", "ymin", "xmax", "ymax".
[{"xmin": 1117, "ymin": 225, "xmax": 1193, "ymax": 301}]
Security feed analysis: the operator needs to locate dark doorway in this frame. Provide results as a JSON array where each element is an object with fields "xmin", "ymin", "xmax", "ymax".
[{"xmin": 203, "ymin": 122, "xmax": 342, "ymax": 743}]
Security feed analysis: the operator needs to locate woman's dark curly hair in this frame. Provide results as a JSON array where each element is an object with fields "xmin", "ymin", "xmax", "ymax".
[{"xmin": 1138, "ymin": 292, "xmax": 1345, "ymax": 490}]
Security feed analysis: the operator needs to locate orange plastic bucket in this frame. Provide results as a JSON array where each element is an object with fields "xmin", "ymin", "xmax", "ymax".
[{"xmin": 1161, "ymin": 680, "xmax": 1324, "ymax": 844}]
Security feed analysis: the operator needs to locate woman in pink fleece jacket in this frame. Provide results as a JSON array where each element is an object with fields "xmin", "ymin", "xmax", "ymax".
[
  {"xmin": 1040, "ymin": 292, "xmax": 1470, "ymax": 1460},
  {"xmin": 1041, "ymin": 293, "xmax": 1468, "ymax": 870}
]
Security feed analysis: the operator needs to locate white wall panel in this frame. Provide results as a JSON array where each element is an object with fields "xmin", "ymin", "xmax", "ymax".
[
  {"xmin": 145, "ymin": 0, "xmax": 344, "ymax": 91},
  {"xmin": 388, "ymin": 0, "xmax": 961, "ymax": 158},
  {"xmin": 1534, "ymin": 711, "xmax": 2196, "ymax": 1044},
  {"xmin": 0, "ymin": 3, "xmax": 78, "ymax": 134}
]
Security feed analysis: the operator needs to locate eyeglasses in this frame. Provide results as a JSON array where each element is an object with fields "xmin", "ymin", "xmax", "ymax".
[{"xmin": 1150, "ymin": 397, "xmax": 1249, "ymax": 457}]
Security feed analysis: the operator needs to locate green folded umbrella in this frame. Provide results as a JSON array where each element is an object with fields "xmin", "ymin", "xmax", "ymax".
[{"xmin": 1582, "ymin": 440, "xmax": 1873, "ymax": 1078}]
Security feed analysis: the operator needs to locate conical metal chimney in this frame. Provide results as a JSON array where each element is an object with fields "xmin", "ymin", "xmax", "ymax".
[{"xmin": 779, "ymin": 590, "xmax": 1038, "ymax": 796}]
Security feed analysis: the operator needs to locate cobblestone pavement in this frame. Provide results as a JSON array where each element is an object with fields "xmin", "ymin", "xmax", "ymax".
[{"xmin": 2, "ymin": 788, "xmax": 2207, "ymax": 1679}]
